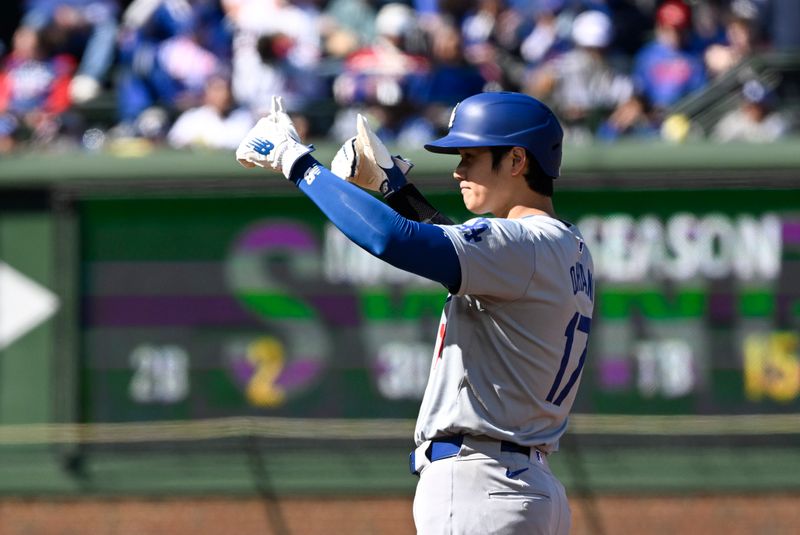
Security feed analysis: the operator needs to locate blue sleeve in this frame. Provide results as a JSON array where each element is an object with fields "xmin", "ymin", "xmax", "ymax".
[
  {"xmin": 289, "ymin": 155, "xmax": 461, "ymax": 291},
  {"xmin": 22, "ymin": 1, "xmax": 55, "ymax": 28}
]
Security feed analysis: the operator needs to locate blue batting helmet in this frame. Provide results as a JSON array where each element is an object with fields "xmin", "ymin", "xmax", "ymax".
[{"xmin": 424, "ymin": 92, "xmax": 564, "ymax": 178}]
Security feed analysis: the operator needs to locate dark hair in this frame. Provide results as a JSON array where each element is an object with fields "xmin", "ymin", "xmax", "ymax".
[
  {"xmin": 489, "ymin": 146, "xmax": 554, "ymax": 197},
  {"xmin": 256, "ymin": 33, "xmax": 292, "ymax": 63}
]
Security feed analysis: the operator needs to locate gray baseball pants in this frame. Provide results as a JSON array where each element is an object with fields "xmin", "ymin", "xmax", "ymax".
[{"xmin": 412, "ymin": 435, "xmax": 570, "ymax": 535}]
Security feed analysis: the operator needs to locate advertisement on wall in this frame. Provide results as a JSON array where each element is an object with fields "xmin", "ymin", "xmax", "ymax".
[{"xmin": 79, "ymin": 188, "xmax": 800, "ymax": 422}]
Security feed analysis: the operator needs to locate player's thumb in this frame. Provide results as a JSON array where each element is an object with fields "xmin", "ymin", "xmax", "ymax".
[{"xmin": 356, "ymin": 114, "xmax": 393, "ymax": 169}]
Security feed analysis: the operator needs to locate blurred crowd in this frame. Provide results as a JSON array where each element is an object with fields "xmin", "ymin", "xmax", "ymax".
[{"xmin": 0, "ymin": 0, "xmax": 798, "ymax": 155}]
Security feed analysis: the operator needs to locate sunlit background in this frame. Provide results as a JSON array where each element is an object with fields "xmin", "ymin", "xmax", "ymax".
[{"xmin": 1, "ymin": 1, "xmax": 799, "ymax": 534}]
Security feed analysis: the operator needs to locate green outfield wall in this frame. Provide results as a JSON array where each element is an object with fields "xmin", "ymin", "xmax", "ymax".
[{"xmin": 1, "ymin": 140, "xmax": 799, "ymax": 495}]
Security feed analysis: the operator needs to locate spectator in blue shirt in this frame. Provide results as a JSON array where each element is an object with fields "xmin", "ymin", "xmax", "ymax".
[
  {"xmin": 411, "ymin": 18, "xmax": 487, "ymax": 110},
  {"xmin": 632, "ymin": 0, "xmax": 706, "ymax": 119},
  {"xmin": 114, "ymin": 0, "xmax": 230, "ymax": 138}
]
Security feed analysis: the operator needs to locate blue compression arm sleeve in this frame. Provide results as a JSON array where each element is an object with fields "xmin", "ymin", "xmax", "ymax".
[{"xmin": 289, "ymin": 155, "xmax": 461, "ymax": 291}]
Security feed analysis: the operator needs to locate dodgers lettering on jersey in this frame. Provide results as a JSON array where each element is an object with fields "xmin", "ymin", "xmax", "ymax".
[
  {"xmin": 414, "ymin": 215, "xmax": 594, "ymax": 453},
  {"xmin": 570, "ymin": 261, "xmax": 593, "ymax": 301}
]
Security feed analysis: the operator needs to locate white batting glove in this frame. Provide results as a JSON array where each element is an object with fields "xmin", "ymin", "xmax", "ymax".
[
  {"xmin": 236, "ymin": 95, "xmax": 314, "ymax": 179},
  {"xmin": 331, "ymin": 114, "xmax": 413, "ymax": 195}
]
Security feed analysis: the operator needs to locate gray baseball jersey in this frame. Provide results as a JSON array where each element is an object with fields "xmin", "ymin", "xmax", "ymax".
[{"xmin": 414, "ymin": 215, "xmax": 594, "ymax": 453}]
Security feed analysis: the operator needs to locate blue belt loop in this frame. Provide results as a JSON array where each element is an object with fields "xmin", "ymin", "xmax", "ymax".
[{"xmin": 499, "ymin": 441, "xmax": 531, "ymax": 456}]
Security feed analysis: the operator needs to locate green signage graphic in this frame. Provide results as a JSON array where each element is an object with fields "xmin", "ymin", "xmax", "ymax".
[{"xmin": 79, "ymin": 189, "xmax": 800, "ymax": 422}]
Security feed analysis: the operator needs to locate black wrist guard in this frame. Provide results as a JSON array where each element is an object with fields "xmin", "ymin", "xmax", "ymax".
[{"xmin": 385, "ymin": 183, "xmax": 454, "ymax": 225}]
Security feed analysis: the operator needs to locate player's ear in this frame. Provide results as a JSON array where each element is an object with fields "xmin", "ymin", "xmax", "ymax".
[{"xmin": 509, "ymin": 147, "xmax": 527, "ymax": 176}]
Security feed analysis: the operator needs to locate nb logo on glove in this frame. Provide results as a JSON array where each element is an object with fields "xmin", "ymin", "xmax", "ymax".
[
  {"xmin": 248, "ymin": 138, "xmax": 274, "ymax": 156},
  {"xmin": 235, "ymin": 95, "xmax": 314, "ymax": 178}
]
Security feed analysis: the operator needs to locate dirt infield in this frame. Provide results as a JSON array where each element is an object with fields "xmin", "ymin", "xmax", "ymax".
[{"xmin": 1, "ymin": 494, "xmax": 799, "ymax": 535}]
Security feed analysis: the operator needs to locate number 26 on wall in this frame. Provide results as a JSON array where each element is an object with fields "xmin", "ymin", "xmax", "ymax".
[{"xmin": 547, "ymin": 312, "xmax": 592, "ymax": 406}]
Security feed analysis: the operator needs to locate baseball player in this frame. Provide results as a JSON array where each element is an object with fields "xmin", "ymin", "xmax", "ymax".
[{"xmin": 236, "ymin": 91, "xmax": 594, "ymax": 535}]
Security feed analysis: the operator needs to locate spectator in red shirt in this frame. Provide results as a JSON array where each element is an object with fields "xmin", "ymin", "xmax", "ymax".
[
  {"xmin": 0, "ymin": 26, "xmax": 75, "ymax": 153},
  {"xmin": 20, "ymin": 0, "xmax": 119, "ymax": 104}
]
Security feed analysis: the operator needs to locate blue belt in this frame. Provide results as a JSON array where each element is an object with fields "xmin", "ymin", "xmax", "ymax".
[{"xmin": 410, "ymin": 435, "xmax": 531, "ymax": 475}]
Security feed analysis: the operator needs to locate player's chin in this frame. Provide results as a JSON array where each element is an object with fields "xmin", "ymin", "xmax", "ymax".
[{"xmin": 461, "ymin": 193, "xmax": 483, "ymax": 214}]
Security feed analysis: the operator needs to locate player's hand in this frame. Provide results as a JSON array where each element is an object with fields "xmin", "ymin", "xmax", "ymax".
[
  {"xmin": 236, "ymin": 95, "xmax": 314, "ymax": 179},
  {"xmin": 330, "ymin": 114, "xmax": 413, "ymax": 195}
]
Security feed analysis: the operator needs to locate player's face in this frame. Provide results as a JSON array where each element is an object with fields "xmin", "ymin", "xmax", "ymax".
[{"xmin": 454, "ymin": 148, "xmax": 510, "ymax": 215}]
